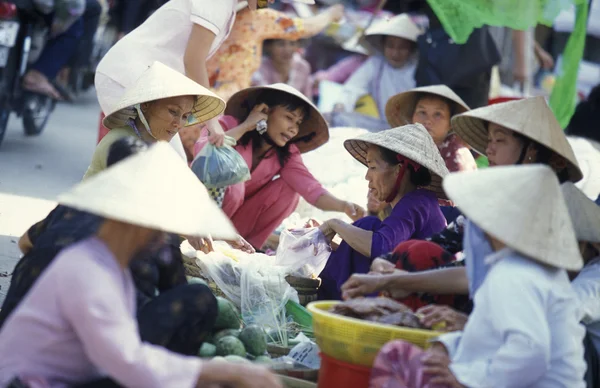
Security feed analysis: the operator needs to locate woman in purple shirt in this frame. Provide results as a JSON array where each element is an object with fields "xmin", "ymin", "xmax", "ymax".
[{"xmin": 317, "ymin": 123, "xmax": 449, "ymax": 300}]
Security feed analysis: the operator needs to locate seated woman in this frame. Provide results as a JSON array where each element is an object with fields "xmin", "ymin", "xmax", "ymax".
[
  {"xmin": 341, "ymin": 97, "xmax": 583, "ymax": 321},
  {"xmin": 0, "ymin": 143, "xmax": 281, "ymax": 388},
  {"xmin": 85, "ymin": 61, "xmax": 225, "ymax": 179},
  {"xmin": 317, "ymin": 123, "xmax": 450, "ymax": 300},
  {"xmin": 2, "ymin": 138, "xmax": 215, "ymax": 357},
  {"xmin": 193, "ymin": 83, "xmax": 364, "ymax": 250},
  {"xmin": 252, "ymin": 39, "xmax": 313, "ymax": 99},
  {"xmin": 330, "ymin": 14, "xmax": 422, "ymax": 131},
  {"xmin": 369, "ymin": 165, "xmax": 586, "ymax": 388},
  {"xmin": 385, "ymin": 85, "xmax": 476, "ymax": 173}
]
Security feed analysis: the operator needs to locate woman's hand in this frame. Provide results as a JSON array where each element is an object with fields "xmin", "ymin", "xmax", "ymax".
[
  {"xmin": 422, "ymin": 350, "xmax": 465, "ymax": 387},
  {"xmin": 207, "ymin": 119, "xmax": 226, "ymax": 147},
  {"xmin": 416, "ymin": 305, "xmax": 468, "ymax": 332},
  {"xmin": 319, "ymin": 220, "xmax": 337, "ymax": 243},
  {"xmin": 344, "ymin": 202, "xmax": 365, "ymax": 221},
  {"xmin": 243, "ymin": 103, "xmax": 269, "ymax": 131},
  {"xmin": 227, "ymin": 235, "xmax": 256, "ymax": 254},
  {"xmin": 341, "ymin": 273, "xmax": 387, "ymax": 299},
  {"xmin": 534, "ymin": 43, "xmax": 554, "ymax": 70},
  {"xmin": 370, "ymin": 258, "xmax": 396, "ymax": 274},
  {"xmin": 188, "ymin": 235, "xmax": 214, "ymax": 254}
]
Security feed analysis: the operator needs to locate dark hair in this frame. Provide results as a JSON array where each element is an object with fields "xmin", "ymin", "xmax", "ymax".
[
  {"xmin": 511, "ymin": 132, "xmax": 570, "ymax": 183},
  {"xmin": 382, "ymin": 35, "xmax": 418, "ymax": 52},
  {"xmin": 565, "ymin": 84, "xmax": 600, "ymax": 143},
  {"xmin": 239, "ymin": 90, "xmax": 312, "ymax": 167},
  {"xmin": 414, "ymin": 93, "xmax": 457, "ymax": 117},
  {"xmin": 106, "ymin": 137, "xmax": 148, "ymax": 167},
  {"xmin": 378, "ymin": 146, "xmax": 432, "ymax": 187}
]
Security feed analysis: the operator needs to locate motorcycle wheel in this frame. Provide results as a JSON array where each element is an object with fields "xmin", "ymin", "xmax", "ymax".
[{"xmin": 22, "ymin": 93, "xmax": 55, "ymax": 136}]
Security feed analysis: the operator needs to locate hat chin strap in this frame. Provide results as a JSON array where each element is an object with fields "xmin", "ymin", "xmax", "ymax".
[
  {"xmin": 134, "ymin": 104, "xmax": 157, "ymax": 140},
  {"xmin": 385, "ymin": 155, "xmax": 420, "ymax": 203}
]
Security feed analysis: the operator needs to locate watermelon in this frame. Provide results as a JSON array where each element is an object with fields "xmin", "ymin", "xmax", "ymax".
[
  {"xmin": 254, "ymin": 355, "xmax": 272, "ymax": 365},
  {"xmin": 239, "ymin": 325, "xmax": 268, "ymax": 356},
  {"xmin": 198, "ymin": 342, "xmax": 217, "ymax": 358},
  {"xmin": 214, "ymin": 297, "xmax": 241, "ymax": 330},
  {"xmin": 216, "ymin": 336, "xmax": 246, "ymax": 357}
]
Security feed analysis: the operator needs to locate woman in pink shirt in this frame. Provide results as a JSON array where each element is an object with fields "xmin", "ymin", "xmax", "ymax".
[{"xmin": 194, "ymin": 83, "xmax": 365, "ymax": 249}]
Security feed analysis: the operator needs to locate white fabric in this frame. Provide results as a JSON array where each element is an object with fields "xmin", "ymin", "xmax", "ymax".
[
  {"xmin": 438, "ymin": 249, "xmax": 586, "ymax": 388},
  {"xmin": 342, "ymin": 55, "xmax": 416, "ymax": 118},
  {"xmin": 568, "ymin": 136, "xmax": 600, "ymax": 200},
  {"xmin": 0, "ymin": 238, "xmax": 203, "ymax": 388},
  {"xmin": 554, "ymin": 0, "xmax": 600, "ymax": 38},
  {"xmin": 572, "ymin": 256, "xmax": 600, "ymax": 356}
]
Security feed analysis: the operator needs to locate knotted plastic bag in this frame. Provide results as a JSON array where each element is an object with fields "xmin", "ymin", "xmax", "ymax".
[
  {"xmin": 191, "ymin": 136, "xmax": 250, "ymax": 189},
  {"xmin": 275, "ymin": 228, "xmax": 332, "ymax": 278}
]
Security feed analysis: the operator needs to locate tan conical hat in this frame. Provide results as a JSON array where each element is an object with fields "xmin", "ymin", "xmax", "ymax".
[
  {"xmin": 344, "ymin": 123, "xmax": 450, "ymax": 199},
  {"xmin": 225, "ymin": 83, "xmax": 329, "ymax": 153},
  {"xmin": 58, "ymin": 142, "xmax": 238, "ymax": 240},
  {"xmin": 561, "ymin": 182, "xmax": 600, "ymax": 244},
  {"xmin": 443, "ymin": 165, "xmax": 583, "ymax": 271},
  {"xmin": 103, "ymin": 61, "xmax": 225, "ymax": 130},
  {"xmin": 385, "ymin": 85, "xmax": 470, "ymax": 128},
  {"xmin": 451, "ymin": 96, "xmax": 582, "ymax": 182},
  {"xmin": 363, "ymin": 14, "xmax": 422, "ymax": 54}
]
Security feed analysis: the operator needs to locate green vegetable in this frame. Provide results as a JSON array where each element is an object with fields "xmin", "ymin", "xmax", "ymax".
[
  {"xmin": 216, "ymin": 336, "xmax": 246, "ymax": 357},
  {"xmin": 239, "ymin": 324, "xmax": 268, "ymax": 356},
  {"xmin": 254, "ymin": 355, "xmax": 272, "ymax": 365},
  {"xmin": 211, "ymin": 356, "xmax": 227, "ymax": 363},
  {"xmin": 214, "ymin": 297, "xmax": 241, "ymax": 330},
  {"xmin": 213, "ymin": 329, "xmax": 240, "ymax": 343},
  {"xmin": 186, "ymin": 276, "xmax": 208, "ymax": 286},
  {"xmin": 198, "ymin": 343, "xmax": 217, "ymax": 358},
  {"xmin": 224, "ymin": 355, "xmax": 252, "ymax": 364}
]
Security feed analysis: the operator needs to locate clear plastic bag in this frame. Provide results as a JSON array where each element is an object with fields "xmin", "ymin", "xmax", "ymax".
[
  {"xmin": 191, "ymin": 136, "xmax": 250, "ymax": 189},
  {"xmin": 275, "ymin": 228, "xmax": 332, "ymax": 278}
]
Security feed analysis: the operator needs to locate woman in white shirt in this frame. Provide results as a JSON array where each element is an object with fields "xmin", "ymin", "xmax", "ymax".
[
  {"xmin": 330, "ymin": 14, "xmax": 422, "ymax": 131},
  {"xmin": 369, "ymin": 165, "xmax": 586, "ymax": 388}
]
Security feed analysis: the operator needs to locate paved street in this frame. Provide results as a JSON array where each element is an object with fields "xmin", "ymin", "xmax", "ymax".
[{"xmin": 0, "ymin": 90, "xmax": 99, "ymax": 302}]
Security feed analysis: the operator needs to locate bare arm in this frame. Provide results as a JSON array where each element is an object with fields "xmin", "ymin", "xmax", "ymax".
[
  {"xmin": 328, "ymin": 218, "xmax": 373, "ymax": 257},
  {"xmin": 184, "ymin": 24, "xmax": 225, "ymax": 146},
  {"xmin": 302, "ymin": 5, "xmax": 344, "ymax": 36},
  {"xmin": 383, "ymin": 267, "xmax": 469, "ymax": 295},
  {"xmin": 511, "ymin": 29, "xmax": 527, "ymax": 85}
]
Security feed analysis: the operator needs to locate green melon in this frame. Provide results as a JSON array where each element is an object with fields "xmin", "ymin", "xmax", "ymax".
[
  {"xmin": 224, "ymin": 355, "xmax": 252, "ymax": 364},
  {"xmin": 198, "ymin": 342, "xmax": 217, "ymax": 358},
  {"xmin": 254, "ymin": 355, "xmax": 272, "ymax": 365},
  {"xmin": 216, "ymin": 336, "xmax": 246, "ymax": 357},
  {"xmin": 213, "ymin": 328, "xmax": 240, "ymax": 343},
  {"xmin": 214, "ymin": 297, "xmax": 241, "ymax": 330},
  {"xmin": 239, "ymin": 324, "xmax": 268, "ymax": 356}
]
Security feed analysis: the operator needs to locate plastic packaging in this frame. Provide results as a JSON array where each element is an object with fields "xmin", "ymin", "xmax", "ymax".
[
  {"xmin": 275, "ymin": 228, "xmax": 331, "ymax": 278},
  {"xmin": 191, "ymin": 136, "xmax": 250, "ymax": 189}
]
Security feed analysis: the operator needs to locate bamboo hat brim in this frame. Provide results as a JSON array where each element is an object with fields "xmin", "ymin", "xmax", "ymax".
[
  {"xmin": 363, "ymin": 14, "xmax": 422, "ymax": 54},
  {"xmin": 561, "ymin": 182, "xmax": 600, "ymax": 244}
]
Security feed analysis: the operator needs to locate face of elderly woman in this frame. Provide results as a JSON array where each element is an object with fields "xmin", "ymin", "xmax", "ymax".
[
  {"xmin": 411, "ymin": 96, "xmax": 452, "ymax": 145},
  {"xmin": 365, "ymin": 145, "xmax": 400, "ymax": 202},
  {"xmin": 140, "ymin": 96, "xmax": 195, "ymax": 142},
  {"xmin": 383, "ymin": 36, "xmax": 414, "ymax": 69},
  {"xmin": 486, "ymin": 123, "xmax": 537, "ymax": 166}
]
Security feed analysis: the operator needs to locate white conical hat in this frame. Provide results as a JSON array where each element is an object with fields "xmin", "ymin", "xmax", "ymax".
[
  {"xmin": 103, "ymin": 61, "xmax": 225, "ymax": 129},
  {"xmin": 385, "ymin": 85, "xmax": 470, "ymax": 128},
  {"xmin": 58, "ymin": 142, "xmax": 238, "ymax": 240},
  {"xmin": 561, "ymin": 182, "xmax": 600, "ymax": 244},
  {"xmin": 451, "ymin": 96, "xmax": 582, "ymax": 182},
  {"xmin": 567, "ymin": 136, "xmax": 600, "ymax": 199},
  {"xmin": 443, "ymin": 165, "xmax": 583, "ymax": 271},
  {"xmin": 344, "ymin": 123, "xmax": 450, "ymax": 199},
  {"xmin": 363, "ymin": 14, "xmax": 422, "ymax": 53}
]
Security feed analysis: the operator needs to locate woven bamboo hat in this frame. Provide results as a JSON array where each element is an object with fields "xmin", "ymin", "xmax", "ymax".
[
  {"xmin": 363, "ymin": 14, "xmax": 422, "ymax": 54},
  {"xmin": 451, "ymin": 96, "xmax": 582, "ymax": 182},
  {"xmin": 385, "ymin": 85, "xmax": 470, "ymax": 128},
  {"xmin": 58, "ymin": 142, "xmax": 238, "ymax": 240},
  {"xmin": 103, "ymin": 61, "xmax": 225, "ymax": 130},
  {"xmin": 561, "ymin": 182, "xmax": 600, "ymax": 244},
  {"xmin": 344, "ymin": 123, "xmax": 450, "ymax": 199},
  {"xmin": 225, "ymin": 83, "xmax": 329, "ymax": 153},
  {"xmin": 444, "ymin": 165, "xmax": 583, "ymax": 271}
]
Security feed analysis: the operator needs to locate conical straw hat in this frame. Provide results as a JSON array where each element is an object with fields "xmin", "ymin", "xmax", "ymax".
[
  {"xmin": 225, "ymin": 83, "xmax": 329, "ymax": 153},
  {"xmin": 443, "ymin": 165, "xmax": 583, "ymax": 271},
  {"xmin": 385, "ymin": 85, "xmax": 470, "ymax": 128},
  {"xmin": 451, "ymin": 96, "xmax": 582, "ymax": 182},
  {"xmin": 58, "ymin": 142, "xmax": 238, "ymax": 240},
  {"xmin": 103, "ymin": 61, "xmax": 225, "ymax": 130},
  {"xmin": 344, "ymin": 123, "xmax": 450, "ymax": 199},
  {"xmin": 567, "ymin": 136, "xmax": 600, "ymax": 199},
  {"xmin": 363, "ymin": 14, "xmax": 422, "ymax": 54},
  {"xmin": 561, "ymin": 182, "xmax": 600, "ymax": 244}
]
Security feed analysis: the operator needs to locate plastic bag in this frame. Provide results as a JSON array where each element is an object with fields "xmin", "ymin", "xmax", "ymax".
[
  {"xmin": 275, "ymin": 228, "xmax": 332, "ymax": 278},
  {"xmin": 191, "ymin": 136, "xmax": 250, "ymax": 189}
]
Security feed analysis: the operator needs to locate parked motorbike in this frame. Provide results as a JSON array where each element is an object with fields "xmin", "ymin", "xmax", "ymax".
[{"xmin": 0, "ymin": 0, "xmax": 56, "ymax": 148}]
